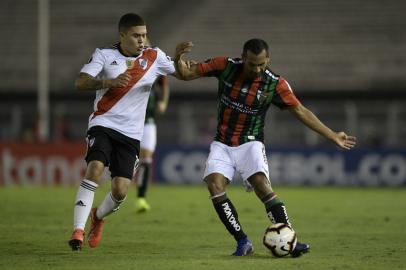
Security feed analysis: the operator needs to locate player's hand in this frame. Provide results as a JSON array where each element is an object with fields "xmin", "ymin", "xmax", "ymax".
[
  {"xmin": 106, "ymin": 72, "xmax": 132, "ymax": 88},
  {"xmin": 176, "ymin": 60, "xmax": 197, "ymax": 71},
  {"xmin": 175, "ymin": 42, "xmax": 194, "ymax": 60},
  {"xmin": 333, "ymin": 132, "xmax": 357, "ymax": 150},
  {"xmin": 186, "ymin": 60, "xmax": 198, "ymax": 68}
]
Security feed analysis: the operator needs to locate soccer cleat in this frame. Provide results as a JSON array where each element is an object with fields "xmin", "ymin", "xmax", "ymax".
[
  {"xmin": 68, "ymin": 229, "xmax": 85, "ymax": 251},
  {"xmin": 135, "ymin": 198, "xmax": 151, "ymax": 213},
  {"xmin": 290, "ymin": 241, "xmax": 310, "ymax": 257},
  {"xmin": 232, "ymin": 238, "xmax": 254, "ymax": 256},
  {"xmin": 87, "ymin": 208, "xmax": 104, "ymax": 248}
]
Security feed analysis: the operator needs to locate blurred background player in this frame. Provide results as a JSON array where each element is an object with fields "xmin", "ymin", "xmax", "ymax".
[
  {"xmin": 133, "ymin": 74, "xmax": 169, "ymax": 212},
  {"xmin": 68, "ymin": 13, "xmax": 180, "ymax": 251},
  {"xmin": 174, "ymin": 39, "xmax": 357, "ymax": 256}
]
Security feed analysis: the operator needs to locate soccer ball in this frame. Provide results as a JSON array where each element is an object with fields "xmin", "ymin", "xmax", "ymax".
[{"xmin": 263, "ymin": 223, "xmax": 297, "ymax": 257}]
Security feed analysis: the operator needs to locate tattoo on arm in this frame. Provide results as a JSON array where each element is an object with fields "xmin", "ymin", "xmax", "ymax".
[{"xmin": 75, "ymin": 73, "xmax": 106, "ymax": 91}]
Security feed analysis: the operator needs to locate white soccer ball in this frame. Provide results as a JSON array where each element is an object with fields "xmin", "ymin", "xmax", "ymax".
[{"xmin": 263, "ymin": 223, "xmax": 297, "ymax": 257}]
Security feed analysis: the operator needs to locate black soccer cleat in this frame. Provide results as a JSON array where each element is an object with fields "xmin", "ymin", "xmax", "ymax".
[
  {"xmin": 69, "ymin": 239, "xmax": 83, "ymax": 251},
  {"xmin": 291, "ymin": 242, "xmax": 310, "ymax": 257},
  {"xmin": 68, "ymin": 229, "xmax": 84, "ymax": 251}
]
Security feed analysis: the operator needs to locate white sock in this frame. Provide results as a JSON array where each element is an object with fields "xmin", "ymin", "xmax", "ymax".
[
  {"xmin": 96, "ymin": 192, "xmax": 125, "ymax": 220},
  {"xmin": 73, "ymin": 179, "xmax": 98, "ymax": 230}
]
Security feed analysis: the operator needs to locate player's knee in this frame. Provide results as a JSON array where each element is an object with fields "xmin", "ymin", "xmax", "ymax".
[
  {"xmin": 205, "ymin": 175, "xmax": 226, "ymax": 195},
  {"xmin": 111, "ymin": 189, "xmax": 127, "ymax": 201},
  {"xmin": 85, "ymin": 160, "xmax": 105, "ymax": 183},
  {"xmin": 112, "ymin": 177, "xmax": 131, "ymax": 200},
  {"xmin": 249, "ymin": 173, "xmax": 272, "ymax": 197},
  {"xmin": 111, "ymin": 185, "xmax": 128, "ymax": 201}
]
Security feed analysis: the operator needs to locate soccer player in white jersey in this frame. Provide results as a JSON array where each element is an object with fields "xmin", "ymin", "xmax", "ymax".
[{"xmin": 68, "ymin": 13, "xmax": 181, "ymax": 251}]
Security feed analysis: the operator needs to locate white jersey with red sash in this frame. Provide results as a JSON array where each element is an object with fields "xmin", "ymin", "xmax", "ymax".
[{"xmin": 80, "ymin": 44, "xmax": 175, "ymax": 140}]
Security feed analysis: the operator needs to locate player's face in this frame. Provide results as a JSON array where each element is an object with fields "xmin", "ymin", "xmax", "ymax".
[
  {"xmin": 120, "ymin": 25, "xmax": 147, "ymax": 56},
  {"xmin": 242, "ymin": 49, "xmax": 270, "ymax": 79}
]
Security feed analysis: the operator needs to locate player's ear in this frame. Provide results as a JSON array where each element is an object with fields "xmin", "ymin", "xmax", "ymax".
[{"xmin": 266, "ymin": 53, "xmax": 271, "ymax": 65}]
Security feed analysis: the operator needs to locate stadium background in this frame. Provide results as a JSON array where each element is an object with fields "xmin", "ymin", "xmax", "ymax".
[{"xmin": 0, "ymin": 0, "xmax": 406, "ymax": 186}]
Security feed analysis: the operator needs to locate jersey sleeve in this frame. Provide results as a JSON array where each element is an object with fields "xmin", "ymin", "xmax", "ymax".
[
  {"xmin": 80, "ymin": 48, "xmax": 106, "ymax": 77},
  {"xmin": 271, "ymin": 77, "xmax": 301, "ymax": 109},
  {"xmin": 197, "ymin": 57, "xmax": 228, "ymax": 77},
  {"xmin": 156, "ymin": 48, "xmax": 176, "ymax": 75}
]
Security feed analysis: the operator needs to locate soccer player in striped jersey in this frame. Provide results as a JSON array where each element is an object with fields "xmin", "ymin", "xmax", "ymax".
[
  {"xmin": 174, "ymin": 39, "xmax": 356, "ymax": 256},
  {"xmin": 133, "ymin": 75, "xmax": 169, "ymax": 212},
  {"xmin": 68, "ymin": 13, "xmax": 182, "ymax": 251}
]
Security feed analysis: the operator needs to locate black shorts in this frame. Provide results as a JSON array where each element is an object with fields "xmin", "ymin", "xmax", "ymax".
[{"xmin": 85, "ymin": 126, "xmax": 140, "ymax": 179}]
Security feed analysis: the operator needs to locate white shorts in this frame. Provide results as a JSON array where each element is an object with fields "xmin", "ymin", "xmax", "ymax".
[
  {"xmin": 140, "ymin": 123, "xmax": 157, "ymax": 152},
  {"xmin": 203, "ymin": 141, "xmax": 270, "ymax": 191}
]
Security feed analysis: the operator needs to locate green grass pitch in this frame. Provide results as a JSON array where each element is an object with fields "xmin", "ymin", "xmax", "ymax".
[{"xmin": 0, "ymin": 184, "xmax": 405, "ymax": 270}]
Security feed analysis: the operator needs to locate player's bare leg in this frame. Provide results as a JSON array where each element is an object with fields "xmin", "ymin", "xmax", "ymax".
[
  {"xmin": 206, "ymin": 173, "xmax": 253, "ymax": 256},
  {"xmin": 69, "ymin": 160, "xmax": 104, "ymax": 251},
  {"xmin": 248, "ymin": 173, "xmax": 310, "ymax": 257},
  {"xmin": 88, "ymin": 177, "xmax": 131, "ymax": 248}
]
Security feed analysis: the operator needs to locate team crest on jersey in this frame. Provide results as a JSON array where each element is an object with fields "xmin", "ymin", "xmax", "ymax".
[
  {"xmin": 257, "ymin": 89, "xmax": 268, "ymax": 103},
  {"xmin": 138, "ymin": 58, "xmax": 148, "ymax": 70},
  {"xmin": 126, "ymin": 60, "xmax": 135, "ymax": 69}
]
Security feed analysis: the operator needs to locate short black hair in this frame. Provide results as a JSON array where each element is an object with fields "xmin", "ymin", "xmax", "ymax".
[
  {"xmin": 243, "ymin": 38, "xmax": 269, "ymax": 55},
  {"xmin": 118, "ymin": 13, "xmax": 145, "ymax": 32}
]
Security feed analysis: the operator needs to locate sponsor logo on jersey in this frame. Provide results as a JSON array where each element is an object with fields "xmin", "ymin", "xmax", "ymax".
[
  {"xmin": 222, "ymin": 202, "xmax": 241, "ymax": 231},
  {"xmin": 220, "ymin": 94, "xmax": 259, "ymax": 115}
]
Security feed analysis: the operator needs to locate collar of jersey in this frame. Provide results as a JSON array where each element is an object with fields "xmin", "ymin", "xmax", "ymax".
[{"xmin": 117, "ymin": 42, "xmax": 146, "ymax": 59}]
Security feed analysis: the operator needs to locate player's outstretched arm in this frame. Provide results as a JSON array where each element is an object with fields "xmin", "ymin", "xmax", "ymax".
[
  {"xmin": 172, "ymin": 42, "xmax": 202, "ymax": 81},
  {"xmin": 75, "ymin": 72, "xmax": 132, "ymax": 91},
  {"xmin": 289, "ymin": 104, "xmax": 357, "ymax": 150}
]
